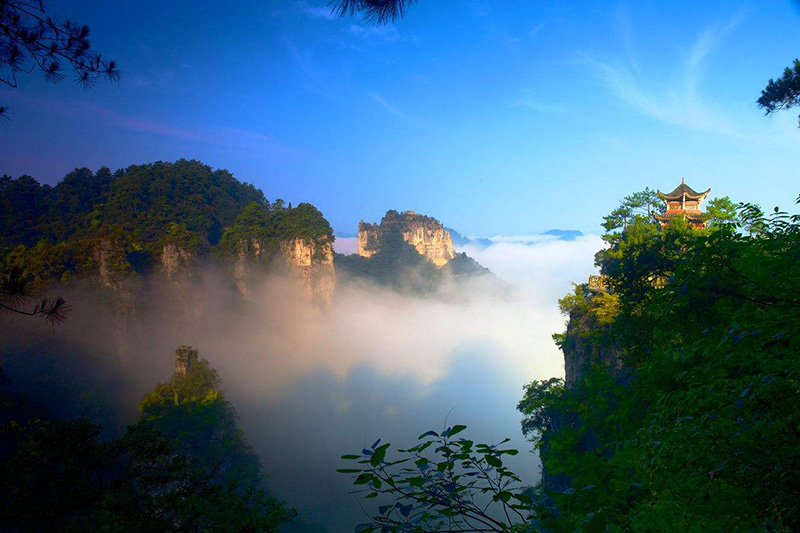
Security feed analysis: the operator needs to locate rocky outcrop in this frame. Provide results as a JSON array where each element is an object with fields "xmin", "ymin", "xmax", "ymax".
[
  {"xmin": 232, "ymin": 236, "xmax": 335, "ymax": 307},
  {"xmin": 161, "ymin": 243, "xmax": 194, "ymax": 282},
  {"xmin": 357, "ymin": 222, "xmax": 381, "ymax": 259},
  {"xmin": 562, "ymin": 326, "xmax": 622, "ymax": 391},
  {"xmin": 357, "ymin": 210, "xmax": 456, "ymax": 267},
  {"xmin": 232, "ymin": 238, "xmax": 268, "ymax": 300},
  {"xmin": 93, "ymin": 239, "xmax": 129, "ymax": 291},
  {"xmin": 542, "ymin": 287, "xmax": 626, "ymax": 494},
  {"xmin": 279, "ymin": 238, "xmax": 336, "ymax": 308},
  {"xmin": 174, "ymin": 345, "xmax": 199, "ymax": 378},
  {"xmin": 92, "ymin": 239, "xmax": 137, "ymax": 363}
]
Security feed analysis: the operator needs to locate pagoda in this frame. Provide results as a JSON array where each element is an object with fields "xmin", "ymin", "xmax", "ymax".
[{"xmin": 654, "ymin": 178, "xmax": 710, "ymax": 229}]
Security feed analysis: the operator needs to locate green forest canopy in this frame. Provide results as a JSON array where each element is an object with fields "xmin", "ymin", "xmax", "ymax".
[{"xmin": 0, "ymin": 160, "xmax": 333, "ymax": 285}]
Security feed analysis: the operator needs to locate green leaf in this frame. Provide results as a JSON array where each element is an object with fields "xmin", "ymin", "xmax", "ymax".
[
  {"xmin": 370, "ymin": 443, "xmax": 390, "ymax": 466},
  {"xmin": 449, "ymin": 424, "xmax": 467, "ymax": 436},
  {"xmin": 485, "ymin": 455, "xmax": 502, "ymax": 468},
  {"xmin": 417, "ymin": 441, "xmax": 433, "ymax": 452},
  {"xmin": 408, "ymin": 476, "xmax": 425, "ymax": 487},
  {"xmin": 354, "ymin": 473, "xmax": 373, "ymax": 485}
]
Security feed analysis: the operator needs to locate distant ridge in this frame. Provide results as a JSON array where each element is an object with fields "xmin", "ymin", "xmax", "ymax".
[
  {"xmin": 447, "ymin": 228, "xmax": 584, "ymax": 248},
  {"xmin": 446, "ymin": 228, "xmax": 493, "ymax": 249},
  {"xmin": 540, "ymin": 229, "xmax": 583, "ymax": 241}
]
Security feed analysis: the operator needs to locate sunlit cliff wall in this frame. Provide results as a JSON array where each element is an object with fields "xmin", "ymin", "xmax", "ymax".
[
  {"xmin": 232, "ymin": 237, "xmax": 335, "ymax": 307},
  {"xmin": 357, "ymin": 210, "xmax": 455, "ymax": 267},
  {"xmin": 279, "ymin": 238, "xmax": 336, "ymax": 308}
]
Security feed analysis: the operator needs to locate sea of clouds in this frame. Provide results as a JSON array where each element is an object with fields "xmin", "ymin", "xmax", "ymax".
[{"xmin": 3, "ymin": 232, "xmax": 603, "ymax": 530}]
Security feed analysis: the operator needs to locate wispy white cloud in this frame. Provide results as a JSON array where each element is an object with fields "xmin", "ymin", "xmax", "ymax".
[
  {"xmin": 298, "ymin": 2, "xmax": 336, "ymax": 20},
  {"xmin": 284, "ymin": 39, "xmax": 350, "ymax": 105},
  {"xmin": 2, "ymin": 91, "xmax": 277, "ymax": 153},
  {"xmin": 583, "ymin": 9, "xmax": 746, "ymax": 137},
  {"xmin": 460, "ymin": 234, "xmax": 604, "ymax": 298},
  {"xmin": 529, "ymin": 21, "xmax": 546, "ymax": 37},
  {"xmin": 511, "ymin": 96, "xmax": 563, "ymax": 114},
  {"xmin": 370, "ymin": 93, "xmax": 407, "ymax": 119},
  {"xmin": 349, "ymin": 24, "xmax": 401, "ymax": 42},
  {"xmin": 470, "ymin": 1, "xmax": 490, "ymax": 18},
  {"xmin": 612, "ymin": 3, "xmax": 636, "ymax": 68}
]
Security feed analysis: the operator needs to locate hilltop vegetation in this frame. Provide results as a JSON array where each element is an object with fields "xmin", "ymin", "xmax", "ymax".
[
  {"xmin": 0, "ymin": 346, "xmax": 295, "ymax": 531},
  {"xmin": 517, "ymin": 195, "xmax": 800, "ymax": 531},
  {"xmin": 219, "ymin": 201, "xmax": 333, "ymax": 260},
  {"xmin": 0, "ymin": 160, "xmax": 333, "ymax": 285}
]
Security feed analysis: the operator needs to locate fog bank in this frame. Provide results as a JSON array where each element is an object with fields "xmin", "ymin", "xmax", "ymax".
[{"xmin": 1, "ymin": 234, "xmax": 603, "ymax": 530}]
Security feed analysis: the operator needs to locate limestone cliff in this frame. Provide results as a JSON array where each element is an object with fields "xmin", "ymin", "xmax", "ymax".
[
  {"xmin": 357, "ymin": 222, "xmax": 381, "ymax": 259},
  {"xmin": 279, "ymin": 237, "xmax": 336, "ymax": 308},
  {"xmin": 161, "ymin": 243, "xmax": 194, "ymax": 282},
  {"xmin": 232, "ymin": 236, "xmax": 335, "ymax": 307},
  {"xmin": 542, "ymin": 285, "xmax": 625, "ymax": 494},
  {"xmin": 174, "ymin": 345, "xmax": 199, "ymax": 378},
  {"xmin": 357, "ymin": 210, "xmax": 456, "ymax": 267},
  {"xmin": 232, "ymin": 238, "xmax": 268, "ymax": 300},
  {"xmin": 92, "ymin": 239, "xmax": 138, "ymax": 362}
]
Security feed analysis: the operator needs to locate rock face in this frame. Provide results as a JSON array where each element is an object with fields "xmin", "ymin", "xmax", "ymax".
[
  {"xmin": 174, "ymin": 345, "xmax": 199, "ymax": 378},
  {"xmin": 357, "ymin": 210, "xmax": 456, "ymax": 267},
  {"xmin": 161, "ymin": 243, "xmax": 194, "ymax": 282},
  {"xmin": 357, "ymin": 222, "xmax": 382, "ymax": 259},
  {"xmin": 542, "ymin": 291, "xmax": 626, "ymax": 495},
  {"xmin": 232, "ymin": 238, "xmax": 267, "ymax": 300},
  {"xmin": 232, "ymin": 236, "xmax": 335, "ymax": 307},
  {"xmin": 92, "ymin": 239, "xmax": 138, "ymax": 363},
  {"xmin": 279, "ymin": 238, "xmax": 336, "ymax": 308},
  {"xmin": 93, "ymin": 239, "xmax": 129, "ymax": 291}
]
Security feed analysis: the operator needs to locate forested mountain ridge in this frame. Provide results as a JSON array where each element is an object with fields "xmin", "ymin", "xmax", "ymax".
[
  {"xmin": 2, "ymin": 161, "xmax": 492, "ymax": 301},
  {"xmin": 0, "ymin": 159, "xmax": 336, "ymax": 286}
]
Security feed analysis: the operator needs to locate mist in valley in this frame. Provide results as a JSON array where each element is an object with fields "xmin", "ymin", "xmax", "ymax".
[{"xmin": 1, "ymin": 233, "xmax": 602, "ymax": 530}]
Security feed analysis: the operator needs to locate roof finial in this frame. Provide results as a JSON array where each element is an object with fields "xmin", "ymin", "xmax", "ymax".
[{"xmin": 681, "ymin": 177, "xmax": 685, "ymax": 184}]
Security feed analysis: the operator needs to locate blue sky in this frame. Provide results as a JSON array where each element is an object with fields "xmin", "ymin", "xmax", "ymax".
[{"xmin": 1, "ymin": 0, "xmax": 799, "ymax": 235}]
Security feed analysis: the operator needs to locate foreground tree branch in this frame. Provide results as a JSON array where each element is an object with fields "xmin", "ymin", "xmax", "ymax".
[
  {"xmin": 0, "ymin": 266, "xmax": 70, "ymax": 323},
  {"xmin": 0, "ymin": 0, "xmax": 120, "ymax": 119}
]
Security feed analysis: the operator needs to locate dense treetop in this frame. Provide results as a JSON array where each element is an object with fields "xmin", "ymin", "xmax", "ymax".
[
  {"xmin": 218, "ymin": 200, "xmax": 334, "ymax": 257},
  {"xmin": 517, "ymin": 194, "xmax": 800, "ymax": 531},
  {"xmin": 0, "ymin": 160, "xmax": 335, "ymax": 284},
  {"xmin": 1, "ymin": 160, "xmax": 264, "ymax": 251}
]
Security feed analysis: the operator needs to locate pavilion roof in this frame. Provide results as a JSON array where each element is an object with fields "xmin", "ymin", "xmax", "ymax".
[{"xmin": 658, "ymin": 178, "xmax": 711, "ymax": 201}]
